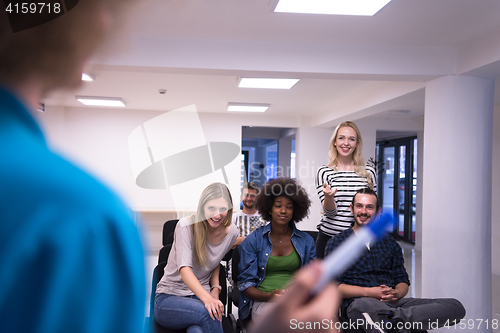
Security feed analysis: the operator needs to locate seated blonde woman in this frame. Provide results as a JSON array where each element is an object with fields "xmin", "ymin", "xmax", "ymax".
[{"xmin": 154, "ymin": 183, "xmax": 238, "ymax": 333}]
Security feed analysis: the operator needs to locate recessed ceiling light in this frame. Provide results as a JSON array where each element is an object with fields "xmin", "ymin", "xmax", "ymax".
[
  {"xmin": 81, "ymin": 72, "xmax": 95, "ymax": 81},
  {"xmin": 76, "ymin": 96, "xmax": 126, "ymax": 107},
  {"xmin": 274, "ymin": 0, "xmax": 391, "ymax": 16},
  {"xmin": 238, "ymin": 78, "xmax": 300, "ymax": 89},
  {"xmin": 227, "ymin": 103, "xmax": 270, "ymax": 112}
]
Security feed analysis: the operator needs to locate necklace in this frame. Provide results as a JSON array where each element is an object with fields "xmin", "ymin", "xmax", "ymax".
[{"xmin": 271, "ymin": 229, "xmax": 291, "ymax": 243}]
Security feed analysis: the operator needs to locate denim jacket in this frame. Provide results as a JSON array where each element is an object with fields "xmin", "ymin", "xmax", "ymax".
[{"xmin": 237, "ymin": 223, "xmax": 316, "ymax": 320}]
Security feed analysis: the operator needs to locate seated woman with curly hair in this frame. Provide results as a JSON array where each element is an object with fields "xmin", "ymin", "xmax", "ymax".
[{"xmin": 237, "ymin": 178, "xmax": 316, "ymax": 322}]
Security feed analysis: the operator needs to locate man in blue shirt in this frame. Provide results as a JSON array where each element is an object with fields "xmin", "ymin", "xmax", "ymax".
[
  {"xmin": 0, "ymin": 2, "xmax": 145, "ymax": 333},
  {"xmin": 325, "ymin": 188, "xmax": 465, "ymax": 333}
]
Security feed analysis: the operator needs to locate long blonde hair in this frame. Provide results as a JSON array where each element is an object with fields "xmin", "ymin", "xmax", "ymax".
[
  {"xmin": 327, "ymin": 121, "xmax": 374, "ymax": 189},
  {"xmin": 191, "ymin": 183, "xmax": 233, "ymax": 267}
]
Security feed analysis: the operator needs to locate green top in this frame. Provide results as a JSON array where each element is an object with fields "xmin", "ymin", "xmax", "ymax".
[{"xmin": 257, "ymin": 247, "xmax": 301, "ymax": 293}]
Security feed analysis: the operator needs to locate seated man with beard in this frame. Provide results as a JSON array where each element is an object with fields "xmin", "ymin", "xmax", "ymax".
[{"xmin": 325, "ymin": 188, "xmax": 465, "ymax": 333}]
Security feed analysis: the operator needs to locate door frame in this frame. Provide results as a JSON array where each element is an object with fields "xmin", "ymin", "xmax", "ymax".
[{"xmin": 377, "ymin": 136, "xmax": 417, "ymax": 244}]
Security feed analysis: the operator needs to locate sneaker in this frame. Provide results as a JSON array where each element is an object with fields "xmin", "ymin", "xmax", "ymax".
[{"xmin": 362, "ymin": 312, "xmax": 386, "ymax": 333}]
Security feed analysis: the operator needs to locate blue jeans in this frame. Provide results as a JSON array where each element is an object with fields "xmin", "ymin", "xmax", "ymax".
[{"xmin": 154, "ymin": 293, "xmax": 223, "ymax": 333}]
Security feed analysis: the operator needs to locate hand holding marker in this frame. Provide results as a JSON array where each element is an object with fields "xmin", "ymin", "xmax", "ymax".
[{"xmin": 312, "ymin": 212, "xmax": 395, "ymax": 296}]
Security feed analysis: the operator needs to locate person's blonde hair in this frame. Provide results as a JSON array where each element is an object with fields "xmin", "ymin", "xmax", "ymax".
[
  {"xmin": 191, "ymin": 183, "xmax": 233, "ymax": 267},
  {"xmin": 327, "ymin": 121, "xmax": 374, "ymax": 189}
]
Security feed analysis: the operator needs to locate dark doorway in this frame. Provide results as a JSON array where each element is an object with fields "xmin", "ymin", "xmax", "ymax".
[{"xmin": 377, "ymin": 137, "xmax": 417, "ymax": 244}]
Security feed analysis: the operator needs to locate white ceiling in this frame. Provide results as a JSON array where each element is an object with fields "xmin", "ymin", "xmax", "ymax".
[{"xmin": 44, "ymin": 0, "xmax": 500, "ymax": 127}]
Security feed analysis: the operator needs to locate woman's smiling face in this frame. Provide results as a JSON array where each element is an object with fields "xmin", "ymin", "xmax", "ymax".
[
  {"xmin": 203, "ymin": 197, "xmax": 229, "ymax": 229},
  {"xmin": 335, "ymin": 126, "xmax": 358, "ymax": 158}
]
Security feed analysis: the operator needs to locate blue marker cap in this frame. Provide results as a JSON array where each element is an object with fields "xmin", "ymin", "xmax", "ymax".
[{"xmin": 367, "ymin": 212, "xmax": 395, "ymax": 238}]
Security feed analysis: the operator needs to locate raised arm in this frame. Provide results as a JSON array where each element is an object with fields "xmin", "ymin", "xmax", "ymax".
[
  {"xmin": 316, "ymin": 167, "xmax": 338, "ymax": 215},
  {"xmin": 322, "ymin": 182, "xmax": 338, "ymax": 211}
]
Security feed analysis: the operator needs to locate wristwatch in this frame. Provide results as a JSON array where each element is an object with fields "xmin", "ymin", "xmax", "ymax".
[{"xmin": 210, "ymin": 284, "xmax": 222, "ymax": 294}]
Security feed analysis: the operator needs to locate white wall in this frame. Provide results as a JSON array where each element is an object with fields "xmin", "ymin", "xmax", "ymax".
[
  {"xmin": 294, "ymin": 116, "xmax": 334, "ymax": 231},
  {"xmin": 39, "ymin": 107, "xmax": 174, "ymax": 209},
  {"xmin": 493, "ymin": 105, "xmax": 500, "ymax": 276}
]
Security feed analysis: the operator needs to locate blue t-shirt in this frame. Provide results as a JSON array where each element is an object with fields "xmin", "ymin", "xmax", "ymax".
[{"xmin": 0, "ymin": 86, "xmax": 146, "ymax": 333}]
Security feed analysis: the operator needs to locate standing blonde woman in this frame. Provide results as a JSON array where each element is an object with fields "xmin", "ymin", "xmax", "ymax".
[
  {"xmin": 155, "ymin": 183, "xmax": 239, "ymax": 333},
  {"xmin": 315, "ymin": 121, "xmax": 377, "ymax": 258}
]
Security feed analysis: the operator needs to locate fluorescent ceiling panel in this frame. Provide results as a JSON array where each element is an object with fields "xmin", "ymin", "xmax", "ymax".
[
  {"xmin": 238, "ymin": 78, "xmax": 300, "ymax": 89},
  {"xmin": 274, "ymin": 0, "xmax": 391, "ymax": 16},
  {"xmin": 227, "ymin": 103, "xmax": 269, "ymax": 112},
  {"xmin": 81, "ymin": 73, "xmax": 95, "ymax": 81},
  {"xmin": 76, "ymin": 96, "xmax": 126, "ymax": 107}
]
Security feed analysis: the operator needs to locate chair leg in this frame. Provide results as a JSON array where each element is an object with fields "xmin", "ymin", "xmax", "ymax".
[{"xmin": 222, "ymin": 314, "xmax": 238, "ymax": 333}]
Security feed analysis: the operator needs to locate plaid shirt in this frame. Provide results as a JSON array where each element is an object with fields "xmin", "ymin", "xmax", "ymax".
[{"xmin": 325, "ymin": 228, "xmax": 410, "ymax": 307}]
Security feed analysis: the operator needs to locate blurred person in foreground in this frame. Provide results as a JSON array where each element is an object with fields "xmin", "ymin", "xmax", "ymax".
[
  {"xmin": 0, "ymin": 1, "xmax": 341, "ymax": 332},
  {"xmin": 0, "ymin": 1, "xmax": 145, "ymax": 332}
]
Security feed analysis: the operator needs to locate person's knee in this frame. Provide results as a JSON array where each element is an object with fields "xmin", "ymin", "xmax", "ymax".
[
  {"xmin": 186, "ymin": 324, "xmax": 203, "ymax": 333},
  {"xmin": 350, "ymin": 297, "xmax": 380, "ymax": 313},
  {"xmin": 346, "ymin": 297, "xmax": 384, "ymax": 322},
  {"xmin": 154, "ymin": 297, "xmax": 213, "ymax": 327}
]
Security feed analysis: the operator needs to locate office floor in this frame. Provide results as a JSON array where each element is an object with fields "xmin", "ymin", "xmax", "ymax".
[
  {"xmin": 398, "ymin": 242, "xmax": 500, "ymax": 333},
  {"xmin": 146, "ymin": 243, "xmax": 500, "ymax": 332}
]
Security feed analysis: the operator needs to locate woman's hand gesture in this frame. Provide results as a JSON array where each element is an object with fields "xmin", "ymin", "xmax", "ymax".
[
  {"xmin": 323, "ymin": 182, "xmax": 337, "ymax": 198},
  {"xmin": 204, "ymin": 296, "xmax": 224, "ymax": 321}
]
